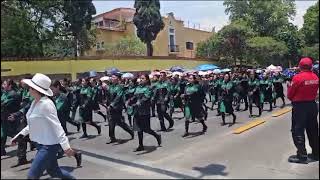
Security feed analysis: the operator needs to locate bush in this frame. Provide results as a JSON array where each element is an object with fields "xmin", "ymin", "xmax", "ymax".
[{"xmin": 103, "ymin": 36, "xmax": 146, "ymax": 56}]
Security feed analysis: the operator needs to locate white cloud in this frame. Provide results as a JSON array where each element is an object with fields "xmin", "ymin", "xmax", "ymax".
[{"xmin": 291, "ymin": 1, "xmax": 317, "ymax": 29}]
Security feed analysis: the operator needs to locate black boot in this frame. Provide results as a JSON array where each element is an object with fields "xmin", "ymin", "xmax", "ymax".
[
  {"xmin": 74, "ymin": 151, "xmax": 82, "ymax": 167},
  {"xmin": 182, "ymin": 121, "xmax": 189, "ymax": 137},
  {"xmin": 232, "ymin": 113, "xmax": 236, "ymax": 124},
  {"xmin": 135, "ymin": 132, "xmax": 144, "ymax": 151},
  {"xmin": 80, "ymin": 123, "xmax": 88, "ymax": 138},
  {"xmin": 200, "ymin": 120, "xmax": 207, "ymax": 133},
  {"xmin": 258, "ymin": 107, "xmax": 262, "ymax": 117},
  {"xmin": 156, "ymin": 134, "xmax": 162, "ymax": 146},
  {"xmin": 269, "ymin": 102, "xmax": 273, "ymax": 112},
  {"xmin": 221, "ymin": 113, "xmax": 226, "ymax": 126},
  {"xmin": 11, "ymin": 159, "xmax": 29, "ymax": 168},
  {"xmin": 77, "ymin": 123, "xmax": 81, "ymax": 132},
  {"xmin": 288, "ymin": 154, "xmax": 308, "ymax": 164}
]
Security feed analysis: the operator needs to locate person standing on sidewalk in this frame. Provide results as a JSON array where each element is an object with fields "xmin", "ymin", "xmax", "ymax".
[
  {"xmin": 287, "ymin": 57, "xmax": 319, "ymax": 164},
  {"xmin": 10, "ymin": 73, "xmax": 81, "ymax": 179}
]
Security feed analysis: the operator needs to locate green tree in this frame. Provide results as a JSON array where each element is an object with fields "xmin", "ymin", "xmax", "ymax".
[
  {"xmin": 300, "ymin": 1, "xmax": 319, "ymax": 46},
  {"xmin": 224, "ymin": 0, "xmax": 296, "ymax": 37},
  {"xmin": 103, "ymin": 36, "xmax": 146, "ymax": 56},
  {"xmin": 133, "ymin": 0, "xmax": 164, "ymax": 56},
  {"xmin": 217, "ymin": 20, "xmax": 254, "ymax": 65},
  {"xmin": 301, "ymin": 43, "xmax": 319, "ymax": 60},
  {"xmin": 276, "ymin": 23, "xmax": 303, "ymax": 67},
  {"xmin": 63, "ymin": 0, "xmax": 96, "ymax": 58},
  {"xmin": 247, "ymin": 37, "xmax": 288, "ymax": 66},
  {"xmin": 1, "ymin": 0, "xmax": 64, "ymax": 57}
]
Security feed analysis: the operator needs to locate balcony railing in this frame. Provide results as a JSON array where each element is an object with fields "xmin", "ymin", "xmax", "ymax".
[{"xmin": 169, "ymin": 45, "xmax": 179, "ymax": 53}]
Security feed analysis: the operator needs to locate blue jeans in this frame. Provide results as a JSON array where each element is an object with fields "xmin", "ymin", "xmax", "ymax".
[{"xmin": 27, "ymin": 144, "xmax": 75, "ymax": 179}]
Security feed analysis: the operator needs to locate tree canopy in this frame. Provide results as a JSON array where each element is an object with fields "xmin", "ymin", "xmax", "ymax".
[{"xmin": 133, "ymin": 0, "xmax": 164, "ymax": 56}]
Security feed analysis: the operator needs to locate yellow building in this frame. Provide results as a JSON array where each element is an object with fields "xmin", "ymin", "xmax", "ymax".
[{"xmin": 88, "ymin": 8, "xmax": 214, "ymax": 58}]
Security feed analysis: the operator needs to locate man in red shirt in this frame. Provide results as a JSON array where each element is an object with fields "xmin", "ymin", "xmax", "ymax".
[{"xmin": 287, "ymin": 57, "xmax": 319, "ymax": 164}]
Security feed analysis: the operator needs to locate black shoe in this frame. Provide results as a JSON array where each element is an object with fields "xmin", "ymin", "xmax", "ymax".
[
  {"xmin": 106, "ymin": 139, "xmax": 117, "ymax": 144},
  {"xmin": 202, "ymin": 125, "xmax": 207, "ymax": 133},
  {"xmin": 221, "ymin": 122, "xmax": 226, "ymax": 126},
  {"xmin": 130, "ymin": 131, "xmax": 134, "ymax": 140},
  {"xmin": 134, "ymin": 146, "xmax": 144, "ymax": 152},
  {"xmin": 11, "ymin": 159, "xmax": 29, "ymax": 168},
  {"xmin": 288, "ymin": 155, "xmax": 308, "ymax": 164},
  {"xmin": 66, "ymin": 132, "xmax": 71, "ymax": 136},
  {"xmin": 79, "ymin": 134, "xmax": 88, "ymax": 139},
  {"xmin": 244, "ymin": 108, "xmax": 248, "ymax": 111},
  {"xmin": 160, "ymin": 128, "xmax": 167, "ymax": 132},
  {"xmin": 151, "ymin": 114, "xmax": 156, "ymax": 117},
  {"xmin": 74, "ymin": 152, "xmax": 82, "ymax": 167},
  {"xmin": 156, "ymin": 134, "xmax": 162, "ymax": 146},
  {"xmin": 77, "ymin": 124, "xmax": 81, "ymax": 132},
  {"xmin": 30, "ymin": 144, "xmax": 36, "ymax": 151},
  {"xmin": 97, "ymin": 125, "xmax": 101, "ymax": 135},
  {"xmin": 182, "ymin": 132, "xmax": 189, "ymax": 137},
  {"xmin": 233, "ymin": 115, "xmax": 236, "ymax": 124},
  {"xmin": 308, "ymin": 153, "xmax": 319, "ymax": 161},
  {"xmin": 1, "ymin": 149, "xmax": 6, "ymax": 156},
  {"xmin": 168, "ymin": 123, "xmax": 174, "ymax": 129}
]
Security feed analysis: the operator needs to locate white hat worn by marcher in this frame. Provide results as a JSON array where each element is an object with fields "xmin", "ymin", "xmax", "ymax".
[{"xmin": 22, "ymin": 73, "xmax": 53, "ymax": 97}]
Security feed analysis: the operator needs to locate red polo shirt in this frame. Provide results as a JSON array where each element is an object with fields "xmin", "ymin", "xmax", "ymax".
[{"xmin": 287, "ymin": 70, "xmax": 319, "ymax": 102}]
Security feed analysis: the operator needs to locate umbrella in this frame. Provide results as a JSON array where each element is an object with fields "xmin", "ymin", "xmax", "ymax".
[
  {"xmin": 105, "ymin": 67, "xmax": 120, "ymax": 75},
  {"xmin": 170, "ymin": 66, "xmax": 184, "ymax": 72},
  {"xmin": 198, "ymin": 71, "xmax": 207, "ymax": 76},
  {"xmin": 88, "ymin": 70, "xmax": 97, "ymax": 78},
  {"xmin": 195, "ymin": 64, "xmax": 219, "ymax": 71},
  {"xmin": 100, "ymin": 76, "xmax": 110, "ymax": 81},
  {"xmin": 213, "ymin": 69, "xmax": 221, "ymax": 74},
  {"xmin": 121, "ymin": 72, "xmax": 134, "ymax": 79},
  {"xmin": 221, "ymin": 68, "xmax": 231, "ymax": 73},
  {"xmin": 172, "ymin": 71, "xmax": 183, "ymax": 76}
]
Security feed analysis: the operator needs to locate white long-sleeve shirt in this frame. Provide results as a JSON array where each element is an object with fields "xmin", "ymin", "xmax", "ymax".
[{"xmin": 13, "ymin": 96, "xmax": 70, "ymax": 151}]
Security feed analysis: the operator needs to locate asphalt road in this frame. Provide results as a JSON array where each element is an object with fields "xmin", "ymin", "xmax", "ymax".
[{"xmin": 1, "ymin": 97, "xmax": 319, "ymax": 179}]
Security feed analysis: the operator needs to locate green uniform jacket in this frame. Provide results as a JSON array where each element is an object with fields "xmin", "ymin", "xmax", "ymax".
[{"xmin": 153, "ymin": 81, "xmax": 171, "ymax": 105}]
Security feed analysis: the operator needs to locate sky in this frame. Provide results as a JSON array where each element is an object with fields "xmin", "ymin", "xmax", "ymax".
[{"xmin": 92, "ymin": 0, "xmax": 317, "ymax": 32}]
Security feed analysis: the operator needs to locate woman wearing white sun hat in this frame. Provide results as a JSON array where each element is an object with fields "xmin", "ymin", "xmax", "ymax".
[{"xmin": 10, "ymin": 73, "xmax": 80, "ymax": 179}]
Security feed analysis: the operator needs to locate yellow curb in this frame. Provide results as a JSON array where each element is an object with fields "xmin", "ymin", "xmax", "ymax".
[
  {"xmin": 272, "ymin": 107, "xmax": 292, "ymax": 117},
  {"xmin": 233, "ymin": 119, "xmax": 266, "ymax": 134}
]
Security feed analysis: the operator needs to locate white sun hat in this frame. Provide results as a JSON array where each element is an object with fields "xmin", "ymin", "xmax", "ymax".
[{"xmin": 22, "ymin": 73, "xmax": 53, "ymax": 96}]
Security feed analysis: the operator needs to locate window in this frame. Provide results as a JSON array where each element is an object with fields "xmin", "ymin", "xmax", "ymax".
[
  {"xmin": 96, "ymin": 42, "xmax": 100, "ymax": 50},
  {"xmin": 98, "ymin": 21, "xmax": 103, "ymax": 27},
  {"xmin": 169, "ymin": 28, "xmax": 174, "ymax": 33},
  {"xmin": 101, "ymin": 42, "xmax": 104, "ymax": 49},
  {"xmin": 186, "ymin": 42, "xmax": 194, "ymax": 50}
]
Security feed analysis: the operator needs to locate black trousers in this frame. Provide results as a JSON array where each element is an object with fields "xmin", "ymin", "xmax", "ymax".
[
  {"xmin": 156, "ymin": 104, "xmax": 174, "ymax": 130},
  {"xmin": 236, "ymin": 94, "xmax": 248, "ymax": 110},
  {"xmin": 109, "ymin": 114, "xmax": 133, "ymax": 140},
  {"xmin": 291, "ymin": 101, "xmax": 319, "ymax": 157}
]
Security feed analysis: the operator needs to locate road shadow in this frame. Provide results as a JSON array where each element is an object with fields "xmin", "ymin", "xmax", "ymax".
[
  {"xmin": 184, "ymin": 131, "xmax": 204, "ymax": 139},
  {"xmin": 82, "ymin": 135, "xmax": 99, "ymax": 140},
  {"xmin": 66, "ymin": 132, "xmax": 78, "ymax": 136},
  {"xmin": 136, "ymin": 145, "xmax": 158, "ymax": 155},
  {"xmin": 165, "ymin": 128, "xmax": 174, "ymax": 132},
  {"xmin": 68, "ymin": 137, "xmax": 77, "ymax": 142},
  {"xmin": 42, "ymin": 166, "xmax": 79, "ymax": 178},
  {"xmin": 73, "ymin": 148, "xmax": 196, "ymax": 179},
  {"xmin": 1, "ymin": 149, "xmax": 17, "ymax": 160},
  {"xmin": 112, "ymin": 138, "xmax": 132, "ymax": 146},
  {"xmin": 192, "ymin": 163, "xmax": 228, "ymax": 178}
]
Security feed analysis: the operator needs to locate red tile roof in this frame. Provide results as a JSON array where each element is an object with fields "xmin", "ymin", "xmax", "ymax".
[{"xmin": 94, "ymin": 8, "xmax": 135, "ymax": 22}]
